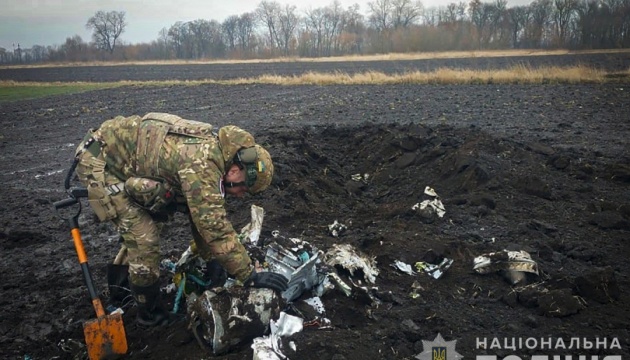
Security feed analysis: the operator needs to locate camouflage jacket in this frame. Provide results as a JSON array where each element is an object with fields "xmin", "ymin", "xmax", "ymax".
[{"xmin": 93, "ymin": 113, "xmax": 254, "ymax": 281}]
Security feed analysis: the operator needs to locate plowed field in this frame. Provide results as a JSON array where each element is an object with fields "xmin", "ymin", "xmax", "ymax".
[{"xmin": 1, "ymin": 52, "xmax": 629, "ymax": 360}]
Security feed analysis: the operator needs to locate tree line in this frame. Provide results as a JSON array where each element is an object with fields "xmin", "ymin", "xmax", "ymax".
[{"xmin": 2, "ymin": 0, "xmax": 629, "ymax": 65}]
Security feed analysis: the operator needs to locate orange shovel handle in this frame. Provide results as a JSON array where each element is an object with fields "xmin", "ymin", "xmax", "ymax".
[{"xmin": 71, "ymin": 227, "xmax": 106, "ymax": 318}]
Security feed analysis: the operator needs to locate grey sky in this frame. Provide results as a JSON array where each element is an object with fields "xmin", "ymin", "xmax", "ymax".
[{"xmin": 1, "ymin": 0, "xmax": 533, "ymax": 51}]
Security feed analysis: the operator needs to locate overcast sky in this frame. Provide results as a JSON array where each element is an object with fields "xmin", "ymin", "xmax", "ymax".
[{"xmin": 1, "ymin": 0, "xmax": 533, "ymax": 51}]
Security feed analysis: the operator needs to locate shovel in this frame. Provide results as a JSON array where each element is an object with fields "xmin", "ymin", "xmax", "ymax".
[{"xmin": 54, "ymin": 189, "xmax": 128, "ymax": 359}]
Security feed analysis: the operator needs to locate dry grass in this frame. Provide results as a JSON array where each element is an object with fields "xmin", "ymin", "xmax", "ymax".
[
  {"xmin": 1, "ymin": 64, "xmax": 627, "ymax": 99},
  {"xmin": 218, "ymin": 64, "xmax": 611, "ymax": 85}
]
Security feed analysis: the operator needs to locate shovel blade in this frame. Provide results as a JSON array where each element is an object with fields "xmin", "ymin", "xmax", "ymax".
[{"xmin": 83, "ymin": 313, "xmax": 128, "ymax": 360}]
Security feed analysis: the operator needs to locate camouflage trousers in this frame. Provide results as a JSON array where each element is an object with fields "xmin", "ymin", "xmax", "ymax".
[{"xmin": 75, "ymin": 148, "xmax": 161, "ymax": 287}]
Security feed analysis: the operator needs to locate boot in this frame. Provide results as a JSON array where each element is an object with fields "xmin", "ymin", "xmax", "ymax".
[
  {"xmin": 130, "ymin": 281, "xmax": 170, "ymax": 327},
  {"xmin": 204, "ymin": 259, "xmax": 227, "ymax": 288},
  {"xmin": 107, "ymin": 264, "xmax": 130, "ymax": 305}
]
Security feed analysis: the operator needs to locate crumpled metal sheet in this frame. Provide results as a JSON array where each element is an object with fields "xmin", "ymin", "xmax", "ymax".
[
  {"xmin": 327, "ymin": 272, "xmax": 352, "ymax": 296},
  {"xmin": 251, "ymin": 312, "xmax": 303, "ymax": 360},
  {"xmin": 323, "ymin": 244, "xmax": 379, "ymax": 284},
  {"xmin": 412, "ymin": 186, "xmax": 446, "ymax": 218},
  {"xmin": 264, "ymin": 242, "xmax": 321, "ymax": 302},
  {"xmin": 187, "ymin": 287, "xmax": 281, "ymax": 355},
  {"xmin": 240, "ymin": 204, "xmax": 265, "ymax": 245},
  {"xmin": 415, "ymin": 258, "xmax": 453, "ymax": 279},
  {"xmin": 265, "ymin": 242, "xmax": 305, "ymax": 280},
  {"xmin": 252, "ymin": 337, "xmax": 285, "ymax": 360},
  {"xmin": 391, "ymin": 260, "xmax": 417, "ymax": 275},
  {"xmin": 272, "ymin": 311, "xmax": 304, "ymax": 337},
  {"xmin": 473, "ymin": 250, "xmax": 539, "ymax": 275},
  {"xmin": 473, "ymin": 250, "xmax": 539, "ymax": 285}
]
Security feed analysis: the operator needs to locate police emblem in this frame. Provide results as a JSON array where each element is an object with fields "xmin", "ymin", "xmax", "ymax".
[
  {"xmin": 433, "ymin": 346, "xmax": 447, "ymax": 360},
  {"xmin": 416, "ymin": 333, "xmax": 463, "ymax": 360}
]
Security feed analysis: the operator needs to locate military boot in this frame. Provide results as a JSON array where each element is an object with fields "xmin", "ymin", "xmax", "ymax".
[
  {"xmin": 107, "ymin": 264, "xmax": 130, "ymax": 305},
  {"xmin": 130, "ymin": 281, "xmax": 170, "ymax": 327}
]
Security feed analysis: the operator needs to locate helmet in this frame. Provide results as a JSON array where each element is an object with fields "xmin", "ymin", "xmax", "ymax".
[{"xmin": 237, "ymin": 144, "xmax": 274, "ymax": 194}]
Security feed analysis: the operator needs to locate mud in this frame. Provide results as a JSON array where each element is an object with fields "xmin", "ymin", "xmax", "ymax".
[{"xmin": 0, "ymin": 53, "xmax": 629, "ymax": 360}]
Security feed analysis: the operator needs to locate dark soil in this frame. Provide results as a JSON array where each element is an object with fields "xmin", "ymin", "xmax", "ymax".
[
  {"xmin": 0, "ymin": 53, "xmax": 629, "ymax": 360},
  {"xmin": 1, "ymin": 51, "xmax": 629, "ymax": 82}
]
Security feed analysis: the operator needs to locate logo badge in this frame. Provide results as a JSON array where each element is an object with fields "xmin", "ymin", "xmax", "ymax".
[
  {"xmin": 433, "ymin": 346, "xmax": 447, "ymax": 360},
  {"xmin": 416, "ymin": 333, "xmax": 463, "ymax": 360}
]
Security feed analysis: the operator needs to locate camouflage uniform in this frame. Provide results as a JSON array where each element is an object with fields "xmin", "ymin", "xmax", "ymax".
[{"xmin": 75, "ymin": 113, "xmax": 273, "ymax": 287}]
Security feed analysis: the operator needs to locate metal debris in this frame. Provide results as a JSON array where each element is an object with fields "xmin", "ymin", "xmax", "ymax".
[
  {"xmin": 273, "ymin": 311, "xmax": 304, "ymax": 337},
  {"xmin": 351, "ymin": 173, "xmax": 370, "ymax": 183},
  {"xmin": 473, "ymin": 250, "xmax": 539, "ymax": 285},
  {"xmin": 171, "ymin": 205, "xmax": 392, "ymax": 356},
  {"xmin": 251, "ymin": 311, "xmax": 304, "ymax": 360},
  {"xmin": 328, "ymin": 220, "xmax": 347, "ymax": 237},
  {"xmin": 409, "ymin": 280, "xmax": 425, "ymax": 299},
  {"xmin": 264, "ymin": 242, "xmax": 321, "ymax": 302},
  {"xmin": 323, "ymin": 243, "xmax": 379, "ymax": 284},
  {"xmin": 415, "ymin": 258, "xmax": 453, "ymax": 279},
  {"xmin": 412, "ymin": 186, "xmax": 446, "ymax": 218},
  {"xmin": 327, "ymin": 272, "xmax": 352, "ymax": 296},
  {"xmin": 240, "ymin": 205, "xmax": 265, "ymax": 245},
  {"xmin": 303, "ymin": 297, "xmax": 326, "ymax": 315},
  {"xmin": 391, "ymin": 260, "xmax": 417, "ymax": 275},
  {"xmin": 187, "ymin": 287, "xmax": 281, "ymax": 355},
  {"xmin": 58, "ymin": 338, "xmax": 85, "ymax": 353}
]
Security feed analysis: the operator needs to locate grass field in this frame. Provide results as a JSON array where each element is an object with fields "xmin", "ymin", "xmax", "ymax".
[
  {"xmin": 1, "ymin": 63, "xmax": 627, "ymax": 103},
  {"xmin": 0, "ymin": 82, "xmax": 123, "ymax": 102}
]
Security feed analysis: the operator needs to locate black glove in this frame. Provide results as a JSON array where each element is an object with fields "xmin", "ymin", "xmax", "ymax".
[{"xmin": 244, "ymin": 270, "xmax": 289, "ymax": 293}]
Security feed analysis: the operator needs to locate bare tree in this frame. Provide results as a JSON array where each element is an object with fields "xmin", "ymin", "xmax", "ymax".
[
  {"xmin": 552, "ymin": 0, "xmax": 579, "ymax": 46},
  {"xmin": 423, "ymin": 6, "xmax": 439, "ymax": 26},
  {"xmin": 508, "ymin": 6, "xmax": 531, "ymax": 48},
  {"xmin": 469, "ymin": 0, "xmax": 493, "ymax": 47},
  {"xmin": 167, "ymin": 22, "xmax": 188, "ymax": 58},
  {"xmin": 391, "ymin": 0, "xmax": 423, "ymax": 28},
  {"xmin": 323, "ymin": 1, "xmax": 343, "ymax": 55},
  {"xmin": 205, "ymin": 20, "xmax": 226, "ymax": 58},
  {"xmin": 166, "ymin": 20, "xmax": 224, "ymax": 59},
  {"xmin": 257, "ymin": 0, "xmax": 282, "ymax": 51},
  {"xmin": 443, "ymin": 3, "xmax": 460, "ymax": 23},
  {"xmin": 237, "ymin": 13, "xmax": 256, "ymax": 54},
  {"xmin": 597, "ymin": 0, "xmax": 629, "ymax": 47},
  {"xmin": 341, "ymin": 3, "xmax": 366, "ymax": 54},
  {"xmin": 278, "ymin": 4, "xmax": 300, "ymax": 55},
  {"xmin": 27, "ymin": 45, "xmax": 46, "ymax": 62},
  {"xmin": 86, "ymin": 10, "xmax": 127, "ymax": 54},
  {"xmin": 187, "ymin": 20, "xmax": 206, "ymax": 58},
  {"xmin": 574, "ymin": 0, "xmax": 598, "ymax": 48},
  {"xmin": 488, "ymin": 0, "xmax": 510, "ymax": 46},
  {"xmin": 529, "ymin": 0, "xmax": 554, "ymax": 47},
  {"xmin": 17, "ymin": 0, "xmax": 628, "ymax": 62},
  {"xmin": 155, "ymin": 28, "xmax": 172, "ymax": 59},
  {"xmin": 368, "ymin": 0, "xmax": 393, "ymax": 30},
  {"xmin": 305, "ymin": 7, "xmax": 325, "ymax": 56},
  {"xmin": 223, "ymin": 15, "xmax": 240, "ymax": 52},
  {"xmin": 62, "ymin": 35, "xmax": 87, "ymax": 61}
]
